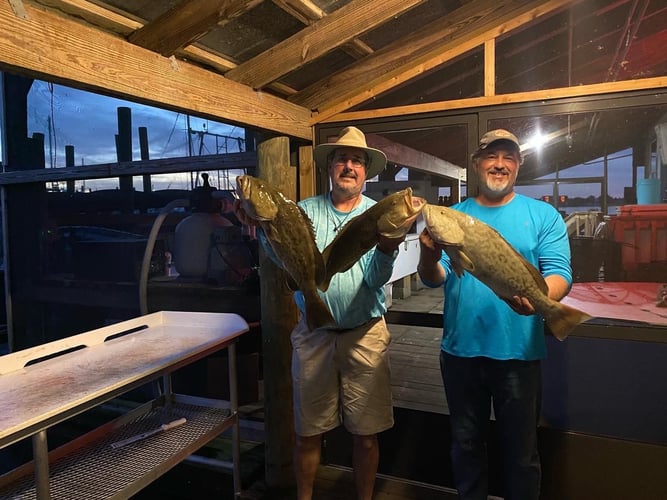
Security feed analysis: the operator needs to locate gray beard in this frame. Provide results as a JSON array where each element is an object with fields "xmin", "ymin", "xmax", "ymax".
[{"xmin": 479, "ymin": 180, "xmax": 513, "ymax": 200}]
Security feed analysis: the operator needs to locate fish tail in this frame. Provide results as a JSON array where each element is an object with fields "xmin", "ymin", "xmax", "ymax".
[
  {"xmin": 546, "ymin": 302, "xmax": 594, "ymax": 341},
  {"xmin": 304, "ymin": 291, "xmax": 337, "ymax": 331}
]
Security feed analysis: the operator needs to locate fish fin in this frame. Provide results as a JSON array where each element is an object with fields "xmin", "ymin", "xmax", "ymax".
[
  {"xmin": 320, "ymin": 244, "xmax": 334, "ymax": 291},
  {"xmin": 446, "ymin": 248, "xmax": 474, "ymax": 274},
  {"xmin": 545, "ymin": 303, "xmax": 594, "ymax": 341},
  {"xmin": 319, "ymin": 277, "xmax": 331, "ymax": 293},
  {"xmin": 321, "ymin": 240, "xmax": 332, "ymax": 263},
  {"xmin": 304, "ymin": 291, "xmax": 337, "ymax": 331},
  {"xmin": 301, "ymin": 206, "xmax": 318, "ymax": 240},
  {"xmin": 520, "ymin": 259, "xmax": 550, "ymax": 295},
  {"xmin": 458, "ymin": 251, "xmax": 475, "ymax": 271},
  {"xmin": 315, "ymin": 254, "xmax": 329, "ymax": 292},
  {"xmin": 443, "ymin": 247, "xmax": 466, "ymax": 277}
]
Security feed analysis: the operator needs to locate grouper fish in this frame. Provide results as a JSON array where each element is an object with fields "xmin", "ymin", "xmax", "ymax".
[
  {"xmin": 235, "ymin": 175, "xmax": 336, "ymax": 331},
  {"xmin": 321, "ymin": 188, "xmax": 427, "ymax": 290},
  {"xmin": 422, "ymin": 203, "xmax": 592, "ymax": 340}
]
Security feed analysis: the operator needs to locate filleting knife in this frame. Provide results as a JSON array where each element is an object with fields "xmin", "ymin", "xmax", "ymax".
[{"xmin": 110, "ymin": 417, "xmax": 187, "ymax": 449}]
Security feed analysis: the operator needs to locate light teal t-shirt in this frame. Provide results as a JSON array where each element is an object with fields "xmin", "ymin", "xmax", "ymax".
[{"xmin": 261, "ymin": 193, "xmax": 396, "ymax": 329}]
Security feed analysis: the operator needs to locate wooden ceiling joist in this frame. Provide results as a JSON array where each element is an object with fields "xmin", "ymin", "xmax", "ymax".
[
  {"xmin": 128, "ymin": 0, "xmax": 263, "ymax": 57},
  {"xmin": 367, "ymin": 133, "xmax": 466, "ymax": 181},
  {"xmin": 224, "ymin": 0, "xmax": 425, "ymax": 89},
  {"xmin": 271, "ymin": 0, "xmax": 374, "ymax": 59},
  {"xmin": 301, "ymin": 0, "xmax": 576, "ymax": 123},
  {"xmin": 31, "ymin": 0, "xmax": 299, "ymax": 96}
]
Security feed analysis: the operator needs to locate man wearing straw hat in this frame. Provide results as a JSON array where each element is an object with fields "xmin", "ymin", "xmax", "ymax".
[{"xmin": 235, "ymin": 126, "xmax": 403, "ymax": 500}]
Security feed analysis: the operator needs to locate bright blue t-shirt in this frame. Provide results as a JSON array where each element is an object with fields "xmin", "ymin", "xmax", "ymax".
[{"xmin": 429, "ymin": 194, "xmax": 572, "ymax": 360}]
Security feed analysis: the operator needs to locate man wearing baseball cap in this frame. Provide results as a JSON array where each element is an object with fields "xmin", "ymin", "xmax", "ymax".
[{"xmin": 418, "ymin": 129, "xmax": 573, "ymax": 499}]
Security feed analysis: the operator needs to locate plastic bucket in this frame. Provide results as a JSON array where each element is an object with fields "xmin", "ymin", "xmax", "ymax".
[{"xmin": 636, "ymin": 178, "xmax": 661, "ymax": 204}]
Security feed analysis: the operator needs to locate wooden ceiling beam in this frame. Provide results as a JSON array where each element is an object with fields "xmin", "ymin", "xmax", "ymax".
[
  {"xmin": 32, "ymin": 0, "xmax": 236, "ymax": 69},
  {"xmin": 271, "ymin": 0, "xmax": 373, "ymax": 58},
  {"xmin": 292, "ymin": 0, "xmax": 515, "ymax": 109},
  {"xmin": 128, "ymin": 0, "xmax": 262, "ymax": 57},
  {"xmin": 367, "ymin": 134, "xmax": 465, "ymax": 181},
  {"xmin": 224, "ymin": 0, "xmax": 425, "ymax": 89},
  {"xmin": 324, "ymin": 75, "xmax": 667, "ymax": 124},
  {"xmin": 299, "ymin": 0, "xmax": 574, "ymax": 121},
  {"xmin": 0, "ymin": 0, "xmax": 312, "ymax": 139},
  {"xmin": 31, "ymin": 0, "xmax": 141, "ymax": 35},
  {"xmin": 31, "ymin": 0, "xmax": 299, "ymax": 96}
]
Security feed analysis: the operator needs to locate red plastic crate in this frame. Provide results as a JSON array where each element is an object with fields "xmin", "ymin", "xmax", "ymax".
[{"xmin": 606, "ymin": 204, "xmax": 667, "ymax": 273}]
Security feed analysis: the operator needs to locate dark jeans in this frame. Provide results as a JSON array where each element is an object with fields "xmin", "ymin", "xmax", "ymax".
[{"xmin": 440, "ymin": 350, "xmax": 542, "ymax": 500}]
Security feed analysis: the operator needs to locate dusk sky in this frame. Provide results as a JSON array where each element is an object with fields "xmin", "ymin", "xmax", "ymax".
[
  {"xmin": 26, "ymin": 80, "xmax": 244, "ymax": 192},
  {"xmin": 22, "ymin": 80, "xmax": 634, "ymax": 202}
]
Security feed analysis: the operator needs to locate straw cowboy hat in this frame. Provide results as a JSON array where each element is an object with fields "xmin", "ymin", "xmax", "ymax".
[{"xmin": 313, "ymin": 126, "xmax": 387, "ymax": 179}]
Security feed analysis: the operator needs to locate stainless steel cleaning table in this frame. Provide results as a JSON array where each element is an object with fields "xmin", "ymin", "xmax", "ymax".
[{"xmin": 0, "ymin": 310, "xmax": 249, "ymax": 499}]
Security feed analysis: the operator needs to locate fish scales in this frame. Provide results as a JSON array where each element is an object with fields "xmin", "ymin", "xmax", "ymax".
[
  {"xmin": 236, "ymin": 175, "xmax": 336, "ymax": 331},
  {"xmin": 422, "ymin": 204, "xmax": 592, "ymax": 340}
]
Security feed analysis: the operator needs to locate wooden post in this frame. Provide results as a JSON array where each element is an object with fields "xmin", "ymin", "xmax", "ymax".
[
  {"xmin": 257, "ymin": 136, "xmax": 299, "ymax": 488},
  {"xmin": 115, "ymin": 107, "xmax": 134, "ymax": 213},
  {"xmin": 139, "ymin": 126, "xmax": 151, "ymax": 194},
  {"xmin": 298, "ymin": 145, "xmax": 316, "ymax": 200},
  {"xmin": 65, "ymin": 145, "xmax": 75, "ymax": 193},
  {"xmin": 2, "ymin": 74, "xmax": 50, "ymax": 350}
]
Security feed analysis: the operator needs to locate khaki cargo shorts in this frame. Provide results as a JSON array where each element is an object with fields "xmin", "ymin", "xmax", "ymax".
[{"xmin": 291, "ymin": 317, "xmax": 394, "ymax": 437}]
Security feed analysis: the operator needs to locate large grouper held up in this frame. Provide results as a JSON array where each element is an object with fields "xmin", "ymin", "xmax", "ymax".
[
  {"xmin": 321, "ymin": 188, "xmax": 427, "ymax": 290},
  {"xmin": 422, "ymin": 203, "xmax": 593, "ymax": 340},
  {"xmin": 235, "ymin": 175, "xmax": 336, "ymax": 331}
]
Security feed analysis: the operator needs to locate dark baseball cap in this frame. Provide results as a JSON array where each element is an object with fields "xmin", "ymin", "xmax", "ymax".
[
  {"xmin": 478, "ymin": 129, "xmax": 520, "ymax": 150},
  {"xmin": 473, "ymin": 129, "xmax": 523, "ymax": 163}
]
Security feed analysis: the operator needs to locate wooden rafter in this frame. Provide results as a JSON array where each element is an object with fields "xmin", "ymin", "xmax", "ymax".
[
  {"xmin": 297, "ymin": 0, "xmax": 576, "ymax": 120},
  {"xmin": 31, "ymin": 0, "xmax": 298, "ymax": 95},
  {"xmin": 271, "ymin": 0, "xmax": 373, "ymax": 58},
  {"xmin": 128, "ymin": 0, "xmax": 263, "ymax": 57},
  {"xmin": 224, "ymin": 0, "xmax": 425, "ymax": 89}
]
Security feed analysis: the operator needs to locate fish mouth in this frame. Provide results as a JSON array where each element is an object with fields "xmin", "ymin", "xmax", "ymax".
[
  {"xmin": 386, "ymin": 189, "xmax": 427, "ymax": 235},
  {"xmin": 404, "ymin": 188, "xmax": 427, "ymax": 214},
  {"xmin": 404, "ymin": 188, "xmax": 417, "ymax": 211},
  {"xmin": 412, "ymin": 196, "xmax": 426, "ymax": 212},
  {"xmin": 235, "ymin": 175, "xmax": 249, "ymax": 199}
]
